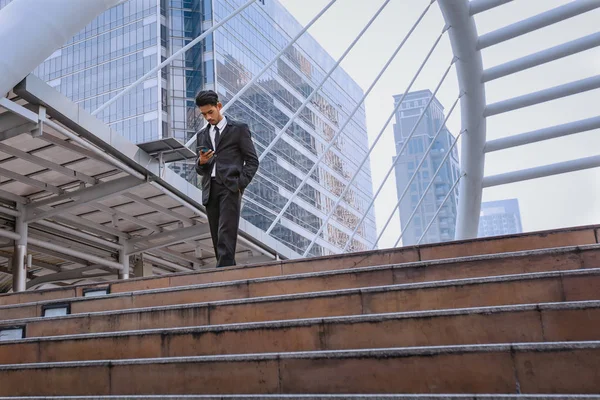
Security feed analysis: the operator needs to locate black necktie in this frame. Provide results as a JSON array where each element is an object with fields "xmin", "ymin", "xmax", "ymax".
[{"xmin": 214, "ymin": 126, "xmax": 220, "ymax": 149}]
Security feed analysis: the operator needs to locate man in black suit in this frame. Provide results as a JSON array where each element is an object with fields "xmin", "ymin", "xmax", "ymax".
[{"xmin": 195, "ymin": 90, "xmax": 259, "ymax": 267}]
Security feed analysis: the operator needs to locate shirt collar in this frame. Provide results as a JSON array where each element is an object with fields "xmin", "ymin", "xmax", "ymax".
[{"xmin": 213, "ymin": 116, "xmax": 227, "ymax": 131}]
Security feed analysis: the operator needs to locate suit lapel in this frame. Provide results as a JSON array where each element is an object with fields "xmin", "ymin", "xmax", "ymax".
[{"xmin": 215, "ymin": 123, "xmax": 231, "ymax": 151}]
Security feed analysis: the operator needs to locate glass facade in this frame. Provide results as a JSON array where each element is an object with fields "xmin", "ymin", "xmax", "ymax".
[
  {"xmin": 1, "ymin": 0, "xmax": 377, "ymax": 257},
  {"xmin": 478, "ymin": 199, "xmax": 523, "ymax": 238},
  {"xmin": 393, "ymin": 90, "xmax": 460, "ymax": 246}
]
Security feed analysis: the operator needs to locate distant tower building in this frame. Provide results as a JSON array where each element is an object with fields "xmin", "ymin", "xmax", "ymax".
[
  {"xmin": 478, "ymin": 199, "xmax": 523, "ymax": 237},
  {"xmin": 393, "ymin": 90, "xmax": 460, "ymax": 246}
]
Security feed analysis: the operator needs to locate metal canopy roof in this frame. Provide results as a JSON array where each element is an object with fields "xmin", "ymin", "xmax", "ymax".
[{"xmin": 0, "ymin": 75, "xmax": 294, "ymax": 291}]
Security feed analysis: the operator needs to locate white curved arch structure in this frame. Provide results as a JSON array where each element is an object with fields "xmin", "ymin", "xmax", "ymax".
[
  {"xmin": 438, "ymin": 0, "xmax": 487, "ymax": 240},
  {"xmin": 441, "ymin": 0, "xmax": 600, "ymax": 240},
  {"xmin": 0, "ymin": 0, "xmax": 124, "ymax": 97}
]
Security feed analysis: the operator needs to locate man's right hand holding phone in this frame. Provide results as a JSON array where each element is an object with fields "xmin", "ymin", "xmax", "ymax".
[{"xmin": 199, "ymin": 148, "xmax": 214, "ymax": 165}]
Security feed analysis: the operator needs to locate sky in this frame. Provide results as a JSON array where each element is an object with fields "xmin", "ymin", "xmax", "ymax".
[{"xmin": 278, "ymin": 0, "xmax": 600, "ymax": 249}]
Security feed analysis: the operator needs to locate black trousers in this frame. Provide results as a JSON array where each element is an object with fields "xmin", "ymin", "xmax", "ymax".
[{"xmin": 206, "ymin": 178, "xmax": 242, "ymax": 267}]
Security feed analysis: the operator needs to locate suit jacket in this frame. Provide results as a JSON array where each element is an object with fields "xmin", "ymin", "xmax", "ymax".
[{"xmin": 195, "ymin": 118, "xmax": 259, "ymax": 205}]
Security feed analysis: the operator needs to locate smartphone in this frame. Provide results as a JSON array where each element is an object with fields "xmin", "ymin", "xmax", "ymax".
[{"xmin": 200, "ymin": 146, "xmax": 210, "ymax": 153}]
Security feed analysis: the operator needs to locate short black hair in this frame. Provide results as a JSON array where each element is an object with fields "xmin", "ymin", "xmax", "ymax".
[{"xmin": 195, "ymin": 90, "xmax": 219, "ymax": 107}]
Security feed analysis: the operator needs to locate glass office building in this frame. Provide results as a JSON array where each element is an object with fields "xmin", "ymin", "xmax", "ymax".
[
  {"xmin": 393, "ymin": 90, "xmax": 460, "ymax": 246},
  {"xmin": 1, "ymin": 0, "xmax": 377, "ymax": 256},
  {"xmin": 478, "ymin": 199, "xmax": 523, "ymax": 238}
]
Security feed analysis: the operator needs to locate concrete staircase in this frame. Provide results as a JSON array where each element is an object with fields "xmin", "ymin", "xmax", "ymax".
[{"xmin": 0, "ymin": 225, "xmax": 599, "ymax": 398}]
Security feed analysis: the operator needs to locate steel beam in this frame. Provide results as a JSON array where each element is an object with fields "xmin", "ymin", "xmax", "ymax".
[
  {"xmin": 34, "ymin": 219, "xmax": 123, "ymax": 250},
  {"xmin": 439, "ymin": 0, "xmax": 486, "ymax": 241},
  {"xmin": 0, "ymin": 166, "xmax": 63, "ymax": 195},
  {"xmin": 39, "ymin": 133, "xmax": 110, "ymax": 164},
  {"xmin": 42, "ymin": 119, "xmax": 146, "ymax": 181},
  {"xmin": 483, "ymin": 31, "xmax": 600, "ymax": 82},
  {"xmin": 25, "ymin": 176, "xmax": 145, "ymax": 222},
  {"xmin": 485, "ymin": 115, "xmax": 600, "ymax": 153},
  {"xmin": 477, "ymin": 0, "xmax": 600, "ymax": 49},
  {"xmin": 0, "ymin": 112, "xmax": 33, "ymax": 134},
  {"xmin": 122, "ymin": 193, "xmax": 193, "ymax": 226},
  {"xmin": 143, "ymin": 253, "xmax": 190, "ymax": 273},
  {"xmin": 0, "ymin": 204, "xmax": 20, "ymax": 217},
  {"xmin": 125, "ymin": 223, "xmax": 211, "ymax": 255},
  {"xmin": 91, "ymin": 202, "xmax": 160, "ymax": 233},
  {"xmin": 28, "ymin": 237, "xmax": 123, "ymax": 271},
  {"xmin": 0, "ymin": 122, "xmax": 37, "ymax": 142},
  {"xmin": 469, "ymin": 0, "xmax": 513, "ymax": 16},
  {"xmin": 485, "ymin": 75, "xmax": 600, "ymax": 117},
  {"xmin": 0, "ymin": 228, "xmax": 20, "ymax": 241},
  {"xmin": 11, "ymin": 204, "xmax": 27, "ymax": 292},
  {"xmin": 483, "ymin": 155, "xmax": 600, "ymax": 187},
  {"xmin": 0, "ymin": 188, "xmax": 27, "ymax": 204},
  {"xmin": 0, "ymin": 142, "xmax": 96, "ymax": 185},
  {"xmin": 0, "ymin": 98, "xmax": 38, "ymax": 124},
  {"xmin": 26, "ymin": 265, "xmax": 106, "ymax": 289},
  {"xmin": 0, "ymin": 249, "xmax": 60, "ymax": 272},
  {"xmin": 56, "ymin": 214, "xmax": 128, "ymax": 240}
]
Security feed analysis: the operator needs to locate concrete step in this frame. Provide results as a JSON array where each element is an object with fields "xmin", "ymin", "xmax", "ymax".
[
  {"xmin": 0, "ymin": 301, "xmax": 598, "ymax": 364},
  {"xmin": 0, "ymin": 341, "xmax": 599, "ymax": 395},
  {"xmin": 1, "ymin": 396, "xmax": 600, "ymax": 400},
  {"xmin": 1, "ymin": 245, "xmax": 598, "ymax": 322},
  {"xmin": 1, "ymin": 267, "xmax": 599, "ymax": 339},
  {"xmin": 1, "ymin": 224, "xmax": 597, "ymax": 307}
]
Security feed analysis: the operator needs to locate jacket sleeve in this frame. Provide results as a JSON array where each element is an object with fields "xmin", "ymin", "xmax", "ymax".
[
  {"xmin": 238, "ymin": 123, "xmax": 259, "ymax": 189},
  {"xmin": 195, "ymin": 130, "xmax": 213, "ymax": 176}
]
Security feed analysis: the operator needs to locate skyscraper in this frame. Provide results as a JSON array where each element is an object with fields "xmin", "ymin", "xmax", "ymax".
[
  {"xmin": 392, "ymin": 90, "xmax": 460, "ymax": 246},
  {"xmin": 478, "ymin": 199, "xmax": 523, "ymax": 238},
  {"xmin": 0, "ymin": 0, "xmax": 377, "ymax": 257}
]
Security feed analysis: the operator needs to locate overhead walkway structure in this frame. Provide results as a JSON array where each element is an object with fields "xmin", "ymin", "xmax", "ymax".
[{"xmin": 0, "ymin": 75, "xmax": 294, "ymax": 291}]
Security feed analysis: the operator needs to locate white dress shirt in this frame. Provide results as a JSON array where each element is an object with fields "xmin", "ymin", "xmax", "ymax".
[{"xmin": 209, "ymin": 117, "xmax": 227, "ymax": 177}]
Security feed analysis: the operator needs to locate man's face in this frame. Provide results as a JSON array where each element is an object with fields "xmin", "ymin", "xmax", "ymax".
[{"xmin": 199, "ymin": 103, "xmax": 223, "ymax": 126}]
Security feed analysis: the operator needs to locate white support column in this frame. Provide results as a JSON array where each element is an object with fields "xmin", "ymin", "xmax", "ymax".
[
  {"xmin": 438, "ymin": 0, "xmax": 487, "ymax": 241},
  {"xmin": 417, "ymin": 173, "xmax": 465, "ymax": 245},
  {"xmin": 485, "ymin": 115, "xmax": 600, "ymax": 153},
  {"xmin": 257, "ymin": 0, "xmax": 392, "ymax": 164},
  {"xmin": 485, "ymin": 75, "xmax": 600, "ymax": 117},
  {"xmin": 11, "ymin": 204, "xmax": 27, "ymax": 292},
  {"xmin": 392, "ymin": 134, "xmax": 464, "ymax": 248},
  {"xmin": 477, "ymin": 0, "xmax": 600, "ymax": 50},
  {"xmin": 482, "ymin": 155, "xmax": 600, "ymax": 188},
  {"xmin": 483, "ymin": 31, "xmax": 600, "ymax": 82}
]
